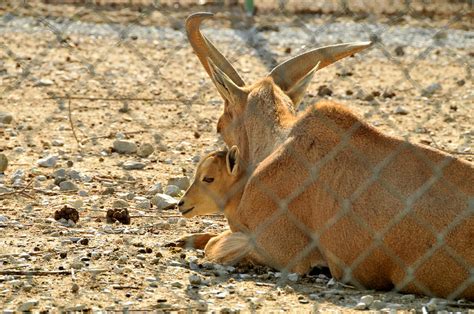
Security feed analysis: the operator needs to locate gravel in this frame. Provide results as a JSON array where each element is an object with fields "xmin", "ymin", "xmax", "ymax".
[{"xmin": 167, "ymin": 177, "xmax": 190, "ymax": 191}]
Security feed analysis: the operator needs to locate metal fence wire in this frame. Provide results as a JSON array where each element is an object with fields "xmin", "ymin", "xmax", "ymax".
[{"xmin": 0, "ymin": 0, "xmax": 473, "ymax": 311}]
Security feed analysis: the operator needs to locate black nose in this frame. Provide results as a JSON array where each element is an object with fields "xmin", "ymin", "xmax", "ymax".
[{"xmin": 178, "ymin": 200, "xmax": 184, "ymax": 206}]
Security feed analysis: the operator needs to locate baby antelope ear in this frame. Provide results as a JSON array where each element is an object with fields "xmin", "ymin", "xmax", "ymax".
[{"xmin": 226, "ymin": 145, "xmax": 240, "ymax": 176}]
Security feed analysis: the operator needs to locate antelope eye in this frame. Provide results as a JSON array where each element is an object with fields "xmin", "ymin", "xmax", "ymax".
[{"xmin": 202, "ymin": 177, "xmax": 214, "ymax": 183}]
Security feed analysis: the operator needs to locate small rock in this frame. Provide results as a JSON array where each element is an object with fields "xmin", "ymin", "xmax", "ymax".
[
  {"xmin": 167, "ymin": 177, "xmax": 190, "ymax": 191},
  {"xmin": 51, "ymin": 138, "xmax": 65, "ymax": 146},
  {"xmin": 34, "ymin": 78, "xmax": 54, "ymax": 87},
  {"xmin": 53, "ymin": 168, "xmax": 67, "ymax": 179},
  {"xmin": 59, "ymin": 180, "xmax": 78, "ymax": 191},
  {"xmin": 421, "ymin": 83, "xmax": 442, "ymax": 97},
  {"xmin": 18, "ymin": 299, "xmax": 39, "ymax": 311},
  {"xmin": 317, "ymin": 85, "xmax": 333, "ymax": 97},
  {"xmin": 456, "ymin": 79, "xmax": 465, "ymax": 87},
  {"xmin": 135, "ymin": 197, "xmax": 151, "ymax": 210},
  {"xmin": 137, "ymin": 143, "xmax": 154, "ymax": 158},
  {"xmin": 394, "ymin": 106, "xmax": 409, "ymax": 115},
  {"xmin": 171, "ymin": 281, "xmax": 183, "ymax": 288},
  {"xmin": 147, "ymin": 183, "xmax": 163, "ymax": 195},
  {"xmin": 364, "ymin": 94, "xmax": 375, "ymax": 102},
  {"xmin": 354, "ymin": 302, "xmax": 368, "ymax": 310},
  {"xmin": 0, "ymin": 112, "xmax": 13, "ymax": 124},
  {"xmin": 70, "ymin": 260, "xmax": 84, "ymax": 270},
  {"xmin": 122, "ymin": 161, "xmax": 146, "ymax": 170},
  {"xmin": 164, "ymin": 185, "xmax": 180, "ymax": 197},
  {"xmin": 0, "ymin": 153, "xmax": 8, "ymax": 173},
  {"xmin": 189, "ymin": 274, "xmax": 202, "ymax": 285},
  {"xmin": 151, "ymin": 194, "xmax": 178, "ymax": 210},
  {"xmin": 360, "ymin": 295, "xmax": 374, "ymax": 306},
  {"xmin": 287, "ymin": 273, "xmax": 299, "ymax": 282},
  {"xmin": 153, "ymin": 133, "xmax": 163, "ymax": 144},
  {"xmin": 113, "ymin": 140, "xmax": 137, "ymax": 154},
  {"xmin": 113, "ymin": 199, "xmax": 129, "ymax": 208},
  {"xmin": 37, "ymin": 155, "xmax": 58, "ymax": 168},
  {"xmin": 371, "ymin": 300, "xmax": 386, "ymax": 310},
  {"xmin": 394, "ymin": 45, "xmax": 405, "ymax": 56},
  {"xmin": 71, "ymin": 283, "xmax": 80, "ymax": 293}
]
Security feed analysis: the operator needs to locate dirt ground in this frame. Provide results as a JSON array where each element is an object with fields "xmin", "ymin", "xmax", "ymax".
[{"xmin": 0, "ymin": 0, "xmax": 473, "ymax": 312}]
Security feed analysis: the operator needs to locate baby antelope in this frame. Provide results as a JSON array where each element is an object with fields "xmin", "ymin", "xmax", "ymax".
[{"xmin": 178, "ymin": 147, "xmax": 260, "ymax": 265}]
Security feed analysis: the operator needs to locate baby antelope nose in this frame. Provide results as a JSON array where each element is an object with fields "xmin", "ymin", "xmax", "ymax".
[{"xmin": 178, "ymin": 200, "xmax": 184, "ymax": 207}]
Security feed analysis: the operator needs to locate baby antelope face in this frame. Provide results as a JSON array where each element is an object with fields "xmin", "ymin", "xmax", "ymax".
[{"xmin": 179, "ymin": 146, "xmax": 241, "ymax": 218}]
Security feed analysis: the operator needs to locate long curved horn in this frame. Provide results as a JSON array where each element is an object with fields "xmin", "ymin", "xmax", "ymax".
[
  {"xmin": 186, "ymin": 12, "xmax": 245, "ymax": 87},
  {"xmin": 269, "ymin": 42, "xmax": 372, "ymax": 92}
]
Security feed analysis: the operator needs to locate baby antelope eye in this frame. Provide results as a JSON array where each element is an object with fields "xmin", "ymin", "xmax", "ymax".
[{"xmin": 202, "ymin": 177, "xmax": 214, "ymax": 183}]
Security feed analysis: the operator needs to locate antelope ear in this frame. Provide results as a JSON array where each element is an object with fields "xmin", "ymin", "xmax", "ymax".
[
  {"xmin": 208, "ymin": 58, "xmax": 247, "ymax": 104},
  {"xmin": 226, "ymin": 145, "xmax": 240, "ymax": 176}
]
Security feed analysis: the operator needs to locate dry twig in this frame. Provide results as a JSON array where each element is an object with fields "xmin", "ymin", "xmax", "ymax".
[{"xmin": 68, "ymin": 99, "xmax": 82, "ymax": 148}]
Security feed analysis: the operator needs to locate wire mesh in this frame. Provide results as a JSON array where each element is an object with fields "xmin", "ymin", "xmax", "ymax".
[{"xmin": 0, "ymin": 0, "xmax": 472, "ymax": 311}]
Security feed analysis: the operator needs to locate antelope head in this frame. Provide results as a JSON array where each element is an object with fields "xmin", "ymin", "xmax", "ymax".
[{"xmin": 186, "ymin": 12, "xmax": 371, "ymax": 163}]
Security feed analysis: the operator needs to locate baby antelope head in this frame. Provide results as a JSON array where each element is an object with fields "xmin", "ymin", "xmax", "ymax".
[{"xmin": 179, "ymin": 146, "xmax": 243, "ymax": 218}]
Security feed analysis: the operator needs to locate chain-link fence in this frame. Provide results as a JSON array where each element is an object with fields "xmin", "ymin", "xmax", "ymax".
[{"xmin": 0, "ymin": 0, "xmax": 472, "ymax": 311}]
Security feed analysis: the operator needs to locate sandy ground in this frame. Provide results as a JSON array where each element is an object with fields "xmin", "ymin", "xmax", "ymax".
[{"xmin": 0, "ymin": 1, "xmax": 473, "ymax": 312}]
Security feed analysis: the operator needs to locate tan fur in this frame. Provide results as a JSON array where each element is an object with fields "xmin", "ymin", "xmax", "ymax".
[{"xmin": 184, "ymin": 13, "xmax": 474, "ymax": 299}]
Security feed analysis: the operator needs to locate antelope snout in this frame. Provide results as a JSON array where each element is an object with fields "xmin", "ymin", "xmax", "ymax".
[{"xmin": 178, "ymin": 199, "xmax": 195, "ymax": 217}]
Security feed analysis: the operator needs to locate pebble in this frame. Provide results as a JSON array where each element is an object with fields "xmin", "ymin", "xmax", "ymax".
[
  {"xmin": 137, "ymin": 143, "xmax": 154, "ymax": 158},
  {"xmin": 51, "ymin": 138, "xmax": 65, "ymax": 146},
  {"xmin": 287, "ymin": 273, "xmax": 299, "ymax": 282},
  {"xmin": 37, "ymin": 155, "xmax": 58, "ymax": 168},
  {"xmin": 147, "ymin": 183, "xmax": 163, "ymax": 195},
  {"xmin": 122, "ymin": 161, "xmax": 146, "ymax": 170},
  {"xmin": 34, "ymin": 78, "xmax": 54, "ymax": 86},
  {"xmin": 167, "ymin": 177, "xmax": 190, "ymax": 191},
  {"xmin": 151, "ymin": 193, "xmax": 178, "ymax": 209},
  {"xmin": 70, "ymin": 260, "xmax": 84, "ymax": 269},
  {"xmin": 171, "ymin": 281, "xmax": 183, "ymax": 288},
  {"xmin": 113, "ymin": 140, "xmax": 137, "ymax": 154},
  {"xmin": 394, "ymin": 106, "xmax": 409, "ymax": 115},
  {"xmin": 112, "ymin": 199, "xmax": 129, "ymax": 208},
  {"xmin": 0, "ymin": 215, "xmax": 8, "ymax": 223},
  {"xmin": 59, "ymin": 180, "xmax": 78, "ymax": 191},
  {"xmin": 189, "ymin": 274, "xmax": 202, "ymax": 285},
  {"xmin": 0, "ymin": 112, "xmax": 13, "ymax": 124},
  {"xmin": 354, "ymin": 302, "xmax": 368, "ymax": 310},
  {"xmin": 135, "ymin": 197, "xmax": 151, "ymax": 210},
  {"xmin": 0, "ymin": 153, "xmax": 8, "ymax": 173},
  {"xmin": 53, "ymin": 168, "xmax": 67, "ymax": 179},
  {"xmin": 360, "ymin": 295, "xmax": 374, "ymax": 306},
  {"xmin": 71, "ymin": 283, "xmax": 80, "ymax": 293},
  {"xmin": 18, "ymin": 299, "xmax": 39, "ymax": 311},
  {"xmin": 371, "ymin": 300, "xmax": 386, "ymax": 310},
  {"xmin": 164, "ymin": 185, "xmax": 180, "ymax": 197},
  {"xmin": 421, "ymin": 83, "xmax": 442, "ymax": 97}
]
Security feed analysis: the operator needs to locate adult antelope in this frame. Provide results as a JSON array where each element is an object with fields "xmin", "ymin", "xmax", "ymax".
[{"xmin": 179, "ymin": 12, "xmax": 474, "ymax": 299}]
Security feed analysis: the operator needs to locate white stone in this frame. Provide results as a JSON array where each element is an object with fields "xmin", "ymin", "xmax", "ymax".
[
  {"xmin": 151, "ymin": 194, "xmax": 178, "ymax": 210},
  {"xmin": 164, "ymin": 185, "xmax": 180, "ymax": 197},
  {"xmin": 122, "ymin": 161, "xmax": 146, "ymax": 170},
  {"xmin": 37, "ymin": 155, "xmax": 58, "ymax": 168},
  {"xmin": 287, "ymin": 273, "xmax": 299, "ymax": 282}
]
